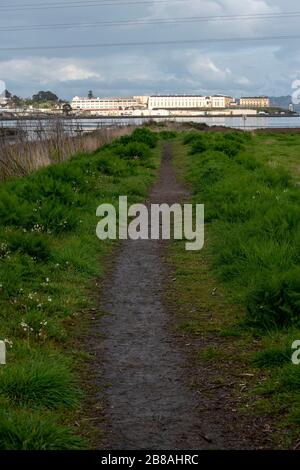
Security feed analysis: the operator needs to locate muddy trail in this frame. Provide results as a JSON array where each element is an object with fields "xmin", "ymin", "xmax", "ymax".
[{"xmin": 92, "ymin": 143, "xmax": 270, "ymax": 450}]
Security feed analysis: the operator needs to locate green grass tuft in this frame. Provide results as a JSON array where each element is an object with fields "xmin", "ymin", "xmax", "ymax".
[
  {"xmin": 0, "ymin": 358, "xmax": 80, "ymax": 409},
  {"xmin": 0, "ymin": 410, "xmax": 85, "ymax": 450}
]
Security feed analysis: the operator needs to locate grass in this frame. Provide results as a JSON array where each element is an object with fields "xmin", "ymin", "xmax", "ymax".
[
  {"xmin": 0, "ymin": 356, "xmax": 80, "ymax": 409},
  {"xmin": 181, "ymin": 130, "xmax": 300, "ymax": 329},
  {"xmin": 167, "ymin": 129, "xmax": 300, "ymax": 447},
  {"xmin": 0, "ymin": 126, "xmax": 162, "ymax": 449},
  {"xmin": 0, "ymin": 409, "xmax": 85, "ymax": 450}
]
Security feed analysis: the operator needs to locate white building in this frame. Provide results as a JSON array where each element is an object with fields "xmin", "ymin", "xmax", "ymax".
[
  {"xmin": 148, "ymin": 95, "xmax": 234, "ymax": 110},
  {"xmin": 71, "ymin": 94, "xmax": 235, "ymax": 115},
  {"xmin": 149, "ymin": 95, "xmax": 207, "ymax": 110},
  {"xmin": 71, "ymin": 96, "xmax": 146, "ymax": 113},
  {"xmin": 211, "ymin": 95, "xmax": 235, "ymax": 108}
]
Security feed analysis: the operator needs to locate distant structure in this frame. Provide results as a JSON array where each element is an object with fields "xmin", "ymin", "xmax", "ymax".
[
  {"xmin": 240, "ymin": 96, "xmax": 270, "ymax": 108},
  {"xmin": 148, "ymin": 95, "xmax": 234, "ymax": 110},
  {"xmin": 69, "ymin": 94, "xmax": 278, "ymax": 116},
  {"xmin": 71, "ymin": 94, "xmax": 236, "ymax": 115},
  {"xmin": 71, "ymin": 96, "xmax": 146, "ymax": 114}
]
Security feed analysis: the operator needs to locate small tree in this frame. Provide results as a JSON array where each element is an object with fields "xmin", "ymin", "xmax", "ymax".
[
  {"xmin": 88, "ymin": 90, "xmax": 94, "ymax": 99},
  {"xmin": 32, "ymin": 91, "xmax": 59, "ymax": 102},
  {"xmin": 12, "ymin": 95, "xmax": 23, "ymax": 107}
]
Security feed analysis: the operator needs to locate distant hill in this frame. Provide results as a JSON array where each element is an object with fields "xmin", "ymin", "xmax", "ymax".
[{"xmin": 269, "ymin": 95, "xmax": 300, "ymax": 112}]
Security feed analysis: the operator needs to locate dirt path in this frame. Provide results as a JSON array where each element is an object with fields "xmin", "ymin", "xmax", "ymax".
[{"xmin": 94, "ymin": 143, "xmax": 268, "ymax": 450}]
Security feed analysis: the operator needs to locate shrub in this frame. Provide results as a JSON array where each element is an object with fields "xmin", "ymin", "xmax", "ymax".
[
  {"xmin": 183, "ymin": 131, "xmax": 202, "ymax": 145},
  {"xmin": 158, "ymin": 130, "xmax": 177, "ymax": 140},
  {"xmin": 94, "ymin": 155, "xmax": 132, "ymax": 176},
  {"xmin": 223, "ymin": 131, "xmax": 252, "ymax": 144},
  {"xmin": 189, "ymin": 136, "xmax": 208, "ymax": 155},
  {"xmin": 36, "ymin": 200, "xmax": 78, "ymax": 233},
  {"xmin": 214, "ymin": 138, "xmax": 242, "ymax": 158},
  {"xmin": 21, "ymin": 176, "xmax": 77, "ymax": 206},
  {"xmin": 96, "ymin": 127, "xmax": 158, "ymax": 149},
  {"xmin": 0, "ymin": 191, "xmax": 32, "ymax": 228},
  {"xmin": 41, "ymin": 163, "xmax": 84, "ymax": 185},
  {"xmin": 8, "ymin": 232, "xmax": 51, "ymax": 261},
  {"xmin": 115, "ymin": 134, "xmax": 132, "ymax": 146},
  {"xmin": 114, "ymin": 142, "xmax": 151, "ymax": 161},
  {"xmin": 130, "ymin": 127, "xmax": 158, "ymax": 148}
]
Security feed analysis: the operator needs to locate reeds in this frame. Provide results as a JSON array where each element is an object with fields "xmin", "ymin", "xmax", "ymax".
[{"xmin": 0, "ymin": 118, "xmax": 134, "ymax": 181}]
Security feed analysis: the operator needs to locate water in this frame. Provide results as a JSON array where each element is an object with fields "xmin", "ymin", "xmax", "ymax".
[
  {"xmin": 175, "ymin": 115, "xmax": 300, "ymax": 129},
  {"xmin": 1, "ymin": 115, "xmax": 300, "ymax": 133}
]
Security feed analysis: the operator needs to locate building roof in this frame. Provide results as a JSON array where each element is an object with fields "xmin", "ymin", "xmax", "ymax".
[
  {"xmin": 150, "ymin": 95, "xmax": 205, "ymax": 98},
  {"xmin": 150, "ymin": 94, "xmax": 233, "ymax": 98},
  {"xmin": 72, "ymin": 96, "xmax": 136, "ymax": 100}
]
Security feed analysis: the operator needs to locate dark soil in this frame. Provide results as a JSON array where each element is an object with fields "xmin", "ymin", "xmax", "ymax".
[
  {"xmin": 86, "ymin": 143, "xmax": 273, "ymax": 450},
  {"xmin": 255, "ymin": 127, "xmax": 300, "ymax": 133}
]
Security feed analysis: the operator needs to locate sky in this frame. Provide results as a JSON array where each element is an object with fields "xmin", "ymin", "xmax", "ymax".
[{"xmin": 0, "ymin": 0, "xmax": 300, "ymax": 100}]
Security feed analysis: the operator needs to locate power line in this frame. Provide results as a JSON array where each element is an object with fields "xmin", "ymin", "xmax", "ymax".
[
  {"xmin": 1, "ymin": 12, "xmax": 300, "ymax": 33},
  {"xmin": 1, "ymin": 34, "xmax": 300, "ymax": 52},
  {"xmin": 0, "ymin": 0, "xmax": 141, "ymax": 4},
  {"xmin": 0, "ymin": 0, "xmax": 187, "ymax": 12}
]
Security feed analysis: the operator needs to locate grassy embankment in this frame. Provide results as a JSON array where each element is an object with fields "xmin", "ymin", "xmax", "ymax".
[
  {"xmin": 0, "ymin": 127, "xmax": 166, "ymax": 450},
  {"xmin": 168, "ymin": 130, "xmax": 300, "ymax": 447},
  {"xmin": 0, "ymin": 121, "xmax": 134, "ymax": 180}
]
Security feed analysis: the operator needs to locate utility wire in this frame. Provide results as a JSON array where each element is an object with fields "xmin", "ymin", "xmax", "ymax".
[
  {"xmin": 0, "ymin": 0, "xmax": 188, "ymax": 12},
  {"xmin": 1, "ymin": 12, "xmax": 300, "ymax": 33},
  {"xmin": 1, "ymin": 34, "xmax": 300, "ymax": 51}
]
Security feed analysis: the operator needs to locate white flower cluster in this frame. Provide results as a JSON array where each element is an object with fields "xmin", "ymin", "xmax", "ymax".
[
  {"xmin": 4, "ymin": 338, "xmax": 13, "ymax": 348},
  {"xmin": 0, "ymin": 242, "xmax": 11, "ymax": 260},
  {"xmin": 20, "ymin": 320, "xmax": 33, "ymax": 333},
  {"xmin": 31, "ymin": 224, "xmax": 45, "ymax": 233},
  {"xmin": 20, "ymin": 318, "xmax": 48, "ymax": 341}
]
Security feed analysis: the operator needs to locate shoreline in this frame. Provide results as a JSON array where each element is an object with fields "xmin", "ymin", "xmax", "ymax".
[{"xmin": 0, "ymin": 113, "xmax": 299, "ymax": 121}]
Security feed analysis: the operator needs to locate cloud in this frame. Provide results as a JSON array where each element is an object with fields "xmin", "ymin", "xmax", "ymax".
[
  {"xmin": 0, "ymin": 58, "xmax": 102, "ymax": 84},
  {"xmin": 0, "ymin": 0, "xmax": 299, "ymax": 98},
  {"xmin": 185, "ymin": 55, "xmax": 233, "ymax": 81},
  {"xmin": 148, "ymin": 0, "xmax": 279, "ymax": 36},
  {"xmin": 236, "ymin": 77, "xmax": 252, "ymax": 86},
  {"xmin": 0, "ymin": 80, "xmax": 6, "ymax": 94}
]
